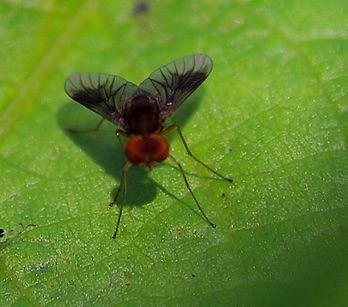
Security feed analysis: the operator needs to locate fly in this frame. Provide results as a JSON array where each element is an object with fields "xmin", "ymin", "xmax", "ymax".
[{"xmin": 64, "ymin": 54, "xmax": 232, "ymax": 239}]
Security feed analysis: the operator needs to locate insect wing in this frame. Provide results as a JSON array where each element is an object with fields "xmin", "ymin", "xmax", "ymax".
[
  {"xmin": 139, "ymin": 54, "xmax": 213, "ymax": 119},
  {"xmin": 64, "ymin": 73, "xmax": 138, "ymax": 125}
]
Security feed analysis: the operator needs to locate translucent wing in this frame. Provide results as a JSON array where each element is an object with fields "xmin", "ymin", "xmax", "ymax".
[
  {"xmin": 139, "ymin": 54, "xmax": 213, "ymax": 119},
  {"xmin": 64, "ymin": 73, "xmax": 138, "ymax": 125}
]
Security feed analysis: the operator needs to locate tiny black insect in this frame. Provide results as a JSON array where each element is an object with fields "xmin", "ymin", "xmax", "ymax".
[
  {"xmin": 64, "ymin": 54, "xmax": 232, "ymax": 239},
  {"xmin": 0, "ymin": 228, "xmax": 6, "ymax": 238},
  {"xmin": 0, "ymin": 223, "xmax": 36, "ymax": 243}
]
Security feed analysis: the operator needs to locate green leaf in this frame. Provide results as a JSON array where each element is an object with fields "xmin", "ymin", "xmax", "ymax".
[{"xmin": 1, "ymin": 0, "xmax": 347, "ymax": 306}]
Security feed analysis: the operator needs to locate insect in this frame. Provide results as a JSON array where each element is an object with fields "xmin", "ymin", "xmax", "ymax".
[
  {"xmin": 0, "ymin": 223, "xmax": 36, "ymax": 243},
  {"xmin": 0, "ymin": 228, "xmax": 6, "ymax": 239},
  {"xmin": 64, "ymin": 54, "xmax": 232, "ymax": 239}
]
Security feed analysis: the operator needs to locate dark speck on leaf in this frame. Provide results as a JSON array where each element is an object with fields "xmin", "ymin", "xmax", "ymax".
[{"xmin": 132, "ymin": 1, "xmax": 149, "ymax": 16}]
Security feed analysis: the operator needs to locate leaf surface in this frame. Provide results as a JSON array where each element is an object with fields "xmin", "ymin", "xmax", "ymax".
[{"xmin": 0, "ymin": 0, "xmax": 347, "ymax": 305}]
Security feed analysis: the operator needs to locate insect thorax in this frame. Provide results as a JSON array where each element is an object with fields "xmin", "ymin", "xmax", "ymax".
[{"xmin": 124, "ymin": 93, "xmax": 164, "ymax": 135}]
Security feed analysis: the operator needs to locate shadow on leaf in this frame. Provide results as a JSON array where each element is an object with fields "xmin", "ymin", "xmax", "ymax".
[{"xmin": 56, "ymin": 89, "xmax": 204, "ymax": 209}]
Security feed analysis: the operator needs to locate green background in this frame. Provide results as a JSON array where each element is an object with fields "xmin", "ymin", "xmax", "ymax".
[{"xmin": 1, "ymin": 0, "xmax": 347, "ymax": 306}]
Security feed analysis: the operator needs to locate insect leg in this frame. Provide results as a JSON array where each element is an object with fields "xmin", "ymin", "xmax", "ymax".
[
  {"xmin": 68, "ymin": 118, "xmax": 105, "ymax": 133},
  {"xmin": 163, "ymin": 124, "xmax": 233, "ymax": 182},
  {"xmin": 92, "ymin": 118, "xmax": 105, "ymax": 132},
  {"xmin": 168, "ymin": 154, "xmax": 216, "ymax": 228},
  {"xmin": 109, "ymin": 129, "xmax": 129, "ymax": 207},
  {"xmin": 18, "ymin": 223, "xmax": 37, "ymax": 234},
  {"xmin": 109, "ymin": 162, "xmax": 132, "ymax": 239}
]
